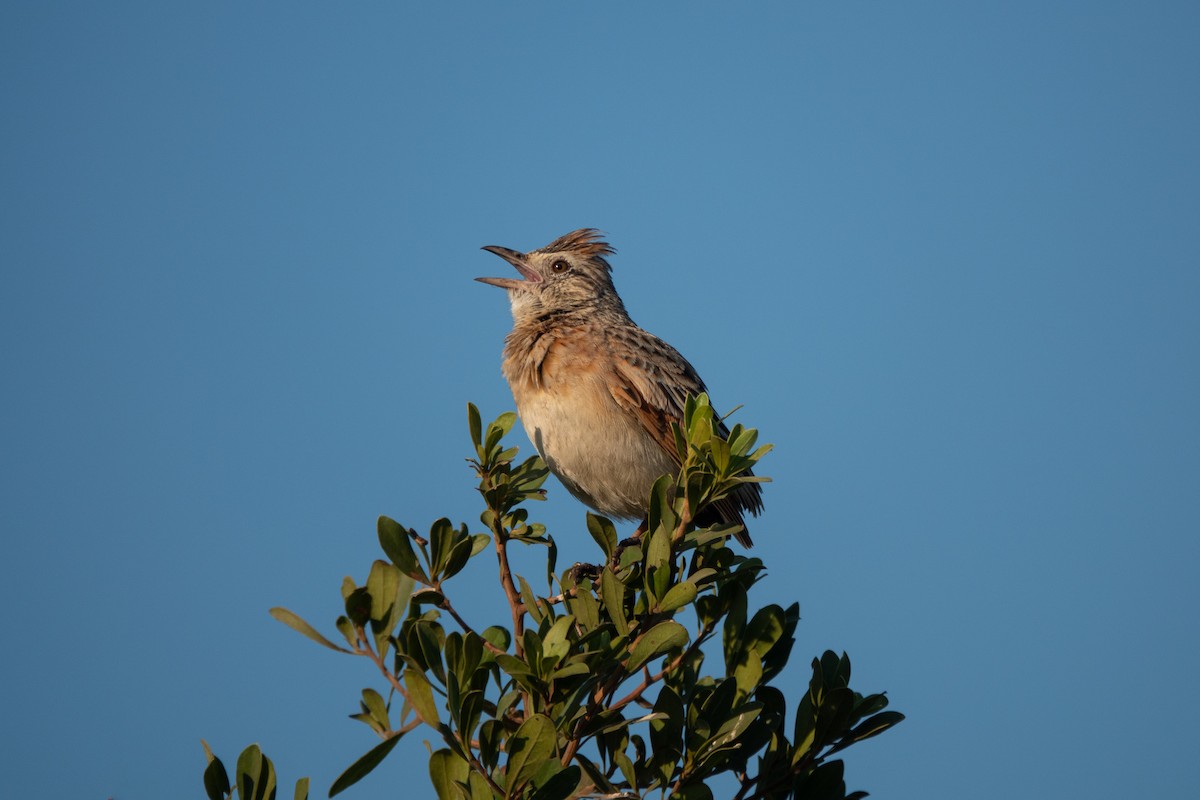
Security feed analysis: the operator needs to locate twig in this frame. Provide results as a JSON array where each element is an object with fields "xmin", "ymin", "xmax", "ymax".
[{"xmin": 435, "ymin": 587, "xmax": 506, "ymax": 656}]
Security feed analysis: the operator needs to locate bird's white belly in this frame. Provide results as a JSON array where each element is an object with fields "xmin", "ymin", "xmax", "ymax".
[{"xmin": 517, "ymin": 377, "xmax": 676, "ymax": 519}]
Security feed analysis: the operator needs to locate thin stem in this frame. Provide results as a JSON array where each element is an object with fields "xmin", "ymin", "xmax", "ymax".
[
  {"xmin": 492, "ymin": 522, "xmax": 526, "ymax": 653},
  {"xmin": 435, "ymin": 585, "xmax": 506, "ymax": 656}
]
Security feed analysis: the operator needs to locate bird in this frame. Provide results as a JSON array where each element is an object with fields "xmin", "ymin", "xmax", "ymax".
[{"xmin": 476, "ymin": 228, "xmax": 762, "ymax": 546}]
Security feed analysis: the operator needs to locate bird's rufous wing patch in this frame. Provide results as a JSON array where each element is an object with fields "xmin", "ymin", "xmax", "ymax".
[{"xmin": 606, "ymin": 327, "xmax": 708, "ymax": 465}]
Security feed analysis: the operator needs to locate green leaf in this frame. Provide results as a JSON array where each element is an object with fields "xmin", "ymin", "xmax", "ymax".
[
  {"xmin": 565, "ymin": 578, "xmax": 600, "ymax": 632},
  {"xmin": 541, "ymin": 614, "xmax": 575, "ymax": 664},
  {"xmin": 366, "ymin": 560, "xmax": 409, "ymax": 654},
  {"xmin": 647, "ymin": 473, "xmax": 677, "ymax": 538},
  {"xmin": 845, "ymin": 710, "xmax": 905, "ymax": 745},
  {"xmin": 600, "ymin": 568, "xmax": 630, "ymax": 636},
  {"xmin": 518, "ymin": 576, "xmax": 545, "ymax": 625},
  {"xmin": 335, "ymin": 616, "xmax": 357, "ymax": 649},
  {"xmin": 377, "ymin": 515, "xmax": 428, "ymax": 583},
  {"xmin": 709, "ymin": 435, "xmax": 731, "ymax": 473},
  {"xmin": 478, "ymin": 719, "xmax": 504, "ymax": 771},
  {"xmin": 470, "ymin": 533, "xmax": 492, "ymax": 556},
  {"xmin": 650, "ymin": 685, "xmax": 684, "ymax": 756},
  {"xmin": 585, "ymin": 513, "xmax": 617, "ymax": 559},
  {"xmin": 268, "ymin": 607, "xmax": 352, "ymax": 654},
  {"xmin": 643, "ymin": 519, "xmax": 672, "ymax": 603},
  {"xmin": 429, "ymin": 517, "xmax": 453, "ymax": 577},
  {"xmin": 529, "ymin": 764, "xmax": 581, "ymax": 800},
  {"xmin": 468, "ymin": 403, "xmax": 483, "ymax": 450},
  {"xmin": 466, "ymin": 772, "xmax": 493, "ymax": 800},
  {"xmin": 361, "ymin": 688, "xmax": 390, "ymax": 732},
  {"xmin": 657, "ymin": 580, "xmax": 698, "ymax": 613},
  {"xmin": 672, "ymin": 783, "xmax": 714, "ymax": 800},
  {"xmin": 506, "ymin": 713, "xmax": 558, "ymax": 790},
  {"xmin": 329, "ymin": 734, "xmax": 402, "ymax": 797},
  {"xmin": 483, "ymin": 412, "xmax": 517, "ymax": 458},
  {"xmin": 404, "ymin": 668, "xmax": 440, "ymax": 726},
  {"xmin": 442, "ymin": 531, "xmax": 475, "ymax": 581},
  {"xmin": 546, "ymin": 536, "xmax": 559, "ymax": 589},
  {"xmin": 235, "ymin": 744, "xmax": 275, "ymax": 800},
  {"xmin": 427, "ymin": 747, "xmax": 471, "ymax": 800},
  {"xmin": 628, "ymin": 620, "xmax": 689, "ymax": 672},
  {"xmin": 481, "ymin": 625, "xmax": 511, "ymax": 656},
  {"xmin": 200, "ymin": 741, "xmax": 230, "ymax": 800},
  {"xmin": 293, "ymin": 776, "xmax": 309, "ymax": 800},
  {"xmin": 694, "ymin": 703, "xmax": 763, "ymax": 767},
  {"xmin": 344, "ymin": 586, "xmax": 372, "ymax": 627}
]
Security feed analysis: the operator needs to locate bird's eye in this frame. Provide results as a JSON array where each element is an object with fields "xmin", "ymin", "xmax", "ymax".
[{"xmin": 550, "ymin": 259, "xmax": 570, "ymax": 273}]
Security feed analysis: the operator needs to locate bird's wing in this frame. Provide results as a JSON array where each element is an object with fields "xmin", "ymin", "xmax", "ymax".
[
  {"xmin": 606, "ymin": 326, "xmax": 709, "ymax": 464},
  {"xmin": 606, "ymin": 325, "xmax": 762, "ymax": 545}
]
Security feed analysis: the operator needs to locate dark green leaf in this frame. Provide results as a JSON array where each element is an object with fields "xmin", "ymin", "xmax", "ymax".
[
  {"xmin": 344, "ymin": 586, "xmax": 372, "ymax": 627},
  {"xmin": 694, "ymin": 703, "xmax": 763, "ymax": 766},
  {"xmin": 846, "ymin": 710, "xmax": 905, "ymax": 745},
  {"xmin": 468, "ymin": 403, "xmax": 483, "ymax": 450},
  {"xmin": 377, "ymin": 516, "xmax": 428, "ymax": 583},
  {"xmin": 529, "ymin": 764, "xmax": 581, "ymax": 800},
  {"xmin": 442, "ymin": 533, "xmax": 474, "ymax": 581},
  {"xmin": 672, "ymin": 783, "xmax": 714, "ymax": 800},
  {"xmin": 329, "ymin": 734, "xmax": 402, "ymax": 797},
  {"xmin": 573, "ymin": 753, "xmax": 615, "ymax": 796},
  {"xmin": 429, "ymin": 518, "xmax": 455, "ymax": 578},
  {"xmin": 201, "ymin": 745, "xmax": 230, "ymax": 800}
]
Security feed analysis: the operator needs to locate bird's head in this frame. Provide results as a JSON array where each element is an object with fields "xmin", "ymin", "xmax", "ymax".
[{"xmin": 477, "ymin": 228, "xmax": 624, "ymax": 321}]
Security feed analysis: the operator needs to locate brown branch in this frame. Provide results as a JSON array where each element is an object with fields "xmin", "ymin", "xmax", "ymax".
[{"xmin": 492, "ymin": 522, "xmax": 526, "ymax": 653}]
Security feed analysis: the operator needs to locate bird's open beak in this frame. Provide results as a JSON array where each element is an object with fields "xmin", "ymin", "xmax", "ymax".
[{"xmin": 476, "ymin": 246, "xmax": 542, "ymax": 290}]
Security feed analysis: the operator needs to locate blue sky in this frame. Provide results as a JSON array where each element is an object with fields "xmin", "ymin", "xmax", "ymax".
[{"xmin": 2, "ymin": 2, "xmax": 1197, "ymax": 798}]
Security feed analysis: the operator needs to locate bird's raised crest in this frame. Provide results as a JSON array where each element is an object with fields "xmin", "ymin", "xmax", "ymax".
[{"xmin": 536, "ymin": 228, "xmax": 616, "ymax": 260}]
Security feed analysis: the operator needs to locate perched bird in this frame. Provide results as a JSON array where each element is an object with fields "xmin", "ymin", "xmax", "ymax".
[{"xmin": 476, "ymin": 228, "xmax": 762, "ymax": 546}]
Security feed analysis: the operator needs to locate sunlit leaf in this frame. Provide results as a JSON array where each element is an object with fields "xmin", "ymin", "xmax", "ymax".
[
  {"xmin": 427, "ymin": 747, "xmax": 470, "ymax": 800},
  {"xmin": 506, "ymin": 713, "xmax": 558, "ymax": 790},
  {"xmin": 268, "ymin": 607, "xmax": 352, "ymax": 654},
  {"xmin": 404, "ymin": 669, "xmax": 440, "ymax": 726}
]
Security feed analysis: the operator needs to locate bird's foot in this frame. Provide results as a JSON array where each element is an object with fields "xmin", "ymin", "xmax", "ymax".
[{"xmin": 569, "ymin": 561, "xmax": 603, "ymax": 585}]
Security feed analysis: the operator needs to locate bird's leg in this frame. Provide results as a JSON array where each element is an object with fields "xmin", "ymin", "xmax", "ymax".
[{"xmin": 610, "ymin": 516, "xmax": 650, "ymax": 567}]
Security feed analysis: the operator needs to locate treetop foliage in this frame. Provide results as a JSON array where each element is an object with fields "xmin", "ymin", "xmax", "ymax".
[{"xmin": 203, "ymin": 397, "xmax": 902, "ymax": 800}]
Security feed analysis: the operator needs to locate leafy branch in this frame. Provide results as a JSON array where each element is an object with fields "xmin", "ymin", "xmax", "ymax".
[{"xmin": 203, "ymin": 397, "xmax": 902, "ymax": 800}]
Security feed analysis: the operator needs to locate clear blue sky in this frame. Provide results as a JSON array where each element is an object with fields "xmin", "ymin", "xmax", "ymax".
[{"xmin": 2, "ymin": 2, "xmax": 1197, "ymax": 798}]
